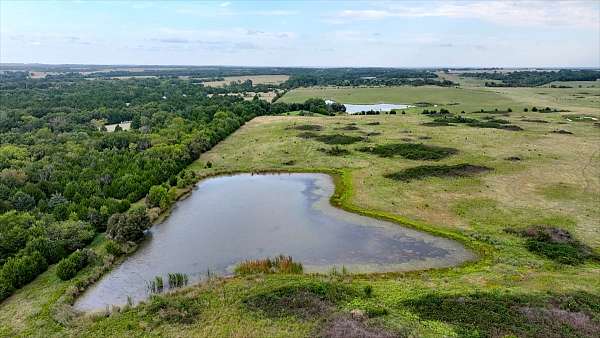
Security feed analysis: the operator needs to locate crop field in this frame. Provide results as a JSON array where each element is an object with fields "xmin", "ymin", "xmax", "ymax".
[{"xmin": 202, "ymin": 75, "xmax": 290, "ymax": 87}]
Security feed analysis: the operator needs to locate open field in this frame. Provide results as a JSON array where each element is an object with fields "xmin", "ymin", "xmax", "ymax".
[
  {"xmin": 1, "ymin": 85, "xmax": 599, "ymax": 337},
  {"xmin": 202, "ymin": 75, "xmax": 289, "ymax": 87}
]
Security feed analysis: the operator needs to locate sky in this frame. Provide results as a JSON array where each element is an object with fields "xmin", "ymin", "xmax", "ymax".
[{"xmin": 1, "ymin": 0, "xmax": 599, "ymax": 67}]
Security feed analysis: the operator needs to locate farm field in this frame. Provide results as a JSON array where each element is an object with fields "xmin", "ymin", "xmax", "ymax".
[
  {"xmin": 2, "ymin": 84, "xmax": 598, "ymax": 337},
  {"xmin": 202, "ymin": 75, "xmax": 290, "ymax": 87}
]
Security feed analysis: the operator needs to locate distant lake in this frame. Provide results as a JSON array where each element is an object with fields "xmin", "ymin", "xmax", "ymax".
[
  {"xmin": 74, "ymin": 173, "xmax": 474, "ymax": 311},
  {"xmin": 325, "ymin": 100, "xmax": 414, "ymax": 114}
]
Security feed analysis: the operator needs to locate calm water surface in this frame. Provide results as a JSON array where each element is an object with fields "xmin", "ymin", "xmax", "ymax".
[{"xmin": 74, "ymin": 173, "xmax": 474, "ymax": 311}]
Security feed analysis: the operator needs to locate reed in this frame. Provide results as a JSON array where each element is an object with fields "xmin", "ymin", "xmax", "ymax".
[
  {"xmin": 234, "ymin": 255, "xmax": 303, "ymax": 275},
  {"xmin": 167, "ymin": 273, "xmax": 189, "ymax": 289}
]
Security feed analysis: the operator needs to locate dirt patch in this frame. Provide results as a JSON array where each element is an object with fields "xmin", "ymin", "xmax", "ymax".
[
  {"xmin": 385, "ymin": 164, "xmax": 491, "ymax": 181},
  {"xmin": 418, "ymin": 136, "xmax": 432, "ymax": 140},
  {"xmin": 359, "ymin": 143, "xmax": 458, "ymax": 160},
  {"xmin": 365, "ymin": 122, "xmax": 381, "ymax": 126},
  {"xmin": 505, "ymin": 156, "xmax": 522, "ymax": 161},
  {"xmin": 366, "ymin": 132, "xmax": 381, "ymax": 136},
  {"xmin": 317, "ymin": 315, "xmax": 398, "ymax": 338},
  {"xmin": 288, "ymin": 124, "xmax": 323, "ymax": 131},
  {"xmin": 552, "ymin": 129, "xmax": 574, "ymax": 135}
]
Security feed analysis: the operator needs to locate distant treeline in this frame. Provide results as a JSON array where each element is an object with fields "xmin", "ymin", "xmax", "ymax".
[
  {"xmin": 1, "ymin": 67, "xmax": 457, "ymax": 89},
  {"xmin": 460, "ymin": 69, "xmax": 600, "ymax": 87}
]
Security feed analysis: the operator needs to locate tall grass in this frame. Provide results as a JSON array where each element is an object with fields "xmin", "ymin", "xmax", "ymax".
[
  {"xmin": 146, "ymin": 276, "xmax": 164, "ymax": 294},
  {"xmin": 234, "ymin": 255, "xmax": 303, "ymax": 275},
  {"xmin": 168, "ymin": 273, "xmax": 189, "ymax": 289}
]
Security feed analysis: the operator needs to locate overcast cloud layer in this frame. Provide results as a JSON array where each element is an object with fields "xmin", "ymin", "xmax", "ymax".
[{"xmin": 1, "ymin": 0, "xmax": 598, "ymax": 67}]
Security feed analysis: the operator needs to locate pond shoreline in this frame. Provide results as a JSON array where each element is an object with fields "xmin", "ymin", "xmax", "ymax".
[{"xmin": 63, "ymin": 167, "xmax": 490, "ymax": 314}]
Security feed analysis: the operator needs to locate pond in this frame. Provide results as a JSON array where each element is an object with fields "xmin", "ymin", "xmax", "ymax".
[
  {"xmin": 325, "ymin": 100, "xmax": 413, "ymax": 114},
  {"xmin": 74, "ymin": 173, "xmax": 474, "ymax": 311}
]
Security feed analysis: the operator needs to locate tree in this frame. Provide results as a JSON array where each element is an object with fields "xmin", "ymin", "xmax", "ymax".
[
  {"xmin": 107, "ymin": 206, "xmax": 150, "ymax": 243},
  {"xmin": 11, "ymin": 191, "xmax": 35, "ymax": 211}
]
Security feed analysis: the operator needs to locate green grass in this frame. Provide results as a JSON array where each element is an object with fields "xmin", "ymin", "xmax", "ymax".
[{"xmin": 2, "ymin": 86, "xmax": 599, "ymax": 337}]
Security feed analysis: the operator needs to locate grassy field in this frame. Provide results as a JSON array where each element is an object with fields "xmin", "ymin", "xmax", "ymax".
[
  {"xmin": 202, "ymin": 75, "xmax": 289, "ymax": 87},
  {"xmin": 1, "ymin": 86, "xmax": 599, "ymax": 337}
]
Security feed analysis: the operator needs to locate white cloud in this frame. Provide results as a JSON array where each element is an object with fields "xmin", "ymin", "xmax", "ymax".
[
  {"xmin": 334, "ymin": 1, "xmax": 599, "ymax": 28},
  {"xmin": 220, "ymin": 2, "xmax": 231, "ymax": 7}
]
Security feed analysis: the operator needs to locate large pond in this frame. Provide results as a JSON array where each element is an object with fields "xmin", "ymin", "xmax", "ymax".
[{"xmin": 74, "ymin": 173, "xmax": 474, "ymax": 311}]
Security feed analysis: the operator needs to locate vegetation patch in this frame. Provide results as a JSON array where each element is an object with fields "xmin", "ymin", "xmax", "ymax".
[
  {"xmin": 298, "ymin": 132, "xmax": 365, "ymax": 145},
  {"xmin": 336, "ymin": 125, "xmax": 360, "ymax": 131},
  {"xmin": 243, "ymin": 281, "xmax": 361, "ymax": 319},
  {"xmin": 472, "ymin": 108, "xmax": 512, "ymax": 115},
  {"xmin": 505, "ymin": 226, "xmax": 598, "ymax": 265},
  {"xmin": 365, "ymin": 122, "xmax": 380, "ymax": 126},
  {"xmin": 385, "ymin": 164, "xmax": 491, "ymax": 182},
  {"xmin": 505, "ymin": 156, "xmax": 522, "ymax": 161},
  {"xmin": 359, "ymin": 143, "xmax": 458, "ymax": 160},
  {"xmin": 421, "ymin": 121, "xmax": 454, "ymax": 127},
  {"xmin": 366, "ymin": 132, "xmax": 381, "ymax": 136},
  {"xmin": 319, "ymin": 146, "xmax": 350, "ymax": 156},
  {"xmin": 288, "ymin": 124, "xmax": 323, "ymax": 131},
  {"xmin": 404, "ymin": 291, "xmax": 600, "ymax": 338},
  {"xmin": 522, "ymin": 119, "xmax": 549, "ymax": 123},
  {"xmin": 467, "ymin": 120, "xmax": 523, "ymax": 131},
  {"xmin": 140, "ymin": 294, "xmax": 203, "ymax": 324},
  {"xmin": 433, "ymin": 115, "xmax": 478, "ymax": 124},
  {"xmin": 235, "ymin": 255, "xmax": 303, "ymax": 275},
  {"xmin": 552, "ymin": 129, "xmax": 574, "ymax": 135}
]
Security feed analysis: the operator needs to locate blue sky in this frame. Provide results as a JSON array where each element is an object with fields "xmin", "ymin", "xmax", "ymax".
[{"xmin": 1, "ymin": 0, "xmax": 599, "ymax": 67}]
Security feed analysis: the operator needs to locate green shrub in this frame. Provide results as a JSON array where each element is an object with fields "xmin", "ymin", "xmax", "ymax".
[
  {"xmin": 23, "ymin": 236, "xmax": 65, "ymax": 264},
  {"xmin": 385, "ymin": 164, "xmax": 491, "ymax": 182},
  {"xmin": 0, "ymin": 251, "xmax": 47, "ymax": 290},
  {"xmin": 104, "ymin": 240, "xmax": 123, "ymax": 256},
  {"xmin": 107, "ymin": 206, "xmax": 150, "ymax": 243},
  {"xmin": 56, "ymin": 249, "xmax": 91, "ymax": 281},
  {"xmin": 359, "ymin": 143, "xmax": 458, "ymax": 160}
]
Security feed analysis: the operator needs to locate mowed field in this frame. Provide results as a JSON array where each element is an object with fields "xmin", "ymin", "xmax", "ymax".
[
  {"xmin": 202, "ymin": 75, "xmax": 289, "ymax": 87},
  {"xmin": 1, "ymin": 86, "xmax": 599, "ymax": 337}
]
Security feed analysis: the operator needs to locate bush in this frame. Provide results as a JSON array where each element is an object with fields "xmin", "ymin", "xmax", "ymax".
[
  {"xmin": 56, "ymin": 249, "xmax": 92, "ymax": 281},
  {"xmin": 0, "ymin": 251, "xmax": 47, "ymax": 290},
  {"xmin": 23, "ymin": 236, "xmax": 65, "ymax": 264},
  {"xmin": 359, "ymin": 143, "xmax": 458, "ymax": 160},
  {"xmin": 46, "ymin": 220, "xmax": 95, "ymax": 252},
  {"xmin": 107, "ymin": 206, "xmax": 150, "ymax": 243},
  {"xmin": 147, "ymin": 185, "xmax": 169, "ymax": 209},
  {"xmin": 105, "ymin": 240, "xmax": 123, "ymax": 256}
]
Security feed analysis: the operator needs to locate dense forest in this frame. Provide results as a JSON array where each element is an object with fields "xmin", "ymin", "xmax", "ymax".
[
  {"xmin": 0, "ymin": 75, "xmax": 329, "ymax": 300},
  {"xmin": 459, "ymin": 69, "xmax": 600, "ymax": 87}
]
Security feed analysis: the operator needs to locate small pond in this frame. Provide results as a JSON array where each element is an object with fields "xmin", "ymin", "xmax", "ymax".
[
  {"xmin": 74, "ymin": 173, "xmax": 474, "ymax": 311},
  {"xmin": 326, "ymin": 100, "xmax": 414, "ymax": 114}
]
